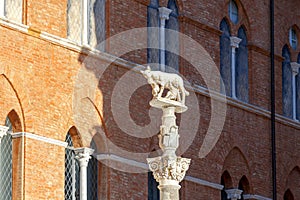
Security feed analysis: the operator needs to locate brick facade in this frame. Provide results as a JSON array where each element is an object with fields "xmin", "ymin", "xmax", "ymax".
[{"xmin": 0, "ymin": 0, "xmax": 300, "ymax": 199}]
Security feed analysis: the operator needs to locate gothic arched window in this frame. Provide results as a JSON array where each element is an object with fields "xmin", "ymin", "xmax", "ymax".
[
  {"xmin": 0, "ymin": 117, "xmax": 13, "ymax": 200},
  {"xmin": 165, "ymin": 0, "xmax": 179, "ymax": 72},
  {"xmin": 282, "ymin": 45, "xmax": 293, "ymax": 118},
  {"xmin": 236, "ymin": 26, "xmax": 249, "ymax": 102},
  {"xmin": 284, "ymin": 189, "xmax": 294, "ymax": 200},
  {"xmin": 64, "ymin": 133, "xmax": 80, "ymax": 200},
  {"xmin": 220, "ymin": 19, "xmax": 232, "ymax": 96},
  {"xmin": 87, "ymin": 140, "xmax": 98, "ymax": 200}
]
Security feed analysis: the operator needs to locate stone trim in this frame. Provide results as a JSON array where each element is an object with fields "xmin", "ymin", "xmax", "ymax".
[
  {"xmin": 191, "ymin": 83, "xmax": 300, "ymax": 130},
  {"xmin": 243, "ymin": 194, "xmax": 272, "ymax": 200},
  {"xmin": 11, "ymin": 132, "xmax": 68, "ymax": 147},
  {"xmin": 184, "ymin": 175, "xmax": 223, "ymax": 190},
  {"xmin": 97, "ymin": 153, "xmax": 149, "ymax": 170}
]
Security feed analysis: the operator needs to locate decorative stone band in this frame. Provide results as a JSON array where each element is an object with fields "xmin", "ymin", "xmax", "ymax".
[
  {"xmin": 243, "ymin": 194, "xmax": 272, "ymax": 200},
  {"xmin": 147, "ymin": 156, "xmax": 191, "ymax": 183},
  {"xmin": 11, "ymin": 132, "xmax": 68, "ymax": 147}
]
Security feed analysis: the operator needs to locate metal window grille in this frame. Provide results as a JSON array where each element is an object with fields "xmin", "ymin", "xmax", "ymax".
[
  {"xmin": 64, "ymin": 133, "xmax": 80, "ymax": 200},
  {"xmin": 67, "ymin": 0, "xmax": 82, "ymax": 44},
  {"xmin": 87, "ymin": 141, "xmax": 98, "ymax": 200},
  {"xmin": 0, "ymin": 117, "xmax": 12, "ymax": 200},
  {"xmin": 4, "ymin": 0, "xmax": 22, "ymax": 23}
]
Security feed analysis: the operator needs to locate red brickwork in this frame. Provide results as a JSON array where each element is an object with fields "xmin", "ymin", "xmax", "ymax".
[{"xmin": 0, "ymin": 0, "xmax": 300, "ymax": 199}]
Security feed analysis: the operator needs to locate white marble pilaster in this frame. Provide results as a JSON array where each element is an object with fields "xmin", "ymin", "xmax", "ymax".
[
  {"xmin": 230, "ymin": 36, "xmax": 242, "ymax": 99},
  {"xmin": 74, "ymin": 147, "xmax": 94, "ymax": 200}
]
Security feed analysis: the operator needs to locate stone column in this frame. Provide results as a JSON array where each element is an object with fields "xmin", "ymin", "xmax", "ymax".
[
  {"xmin": 291, "ymin": 62, "xmax": 300, "ymax": 120},
  {"xmin": 147, "ymin": 98, "xmax": 190, "ymax": 200},
  {"xmin": 225, "ymin": 188, "xmax": 243, "ymax": 200},
  {"xmin": 82, "ymin": 0, "xmax": 89, "ymax": 46},
  {"xmin": 74, "ymin": 147, "xmax": 94, "ymax": 200},
  {"xmin": 158, "ymin": 7, "xmax": 172, "ymax": 72},
  {"xmin": 0, "ymin": 125, "xmax": 9, "ymax": 144},
  {"xmin": 230, "ymin": 36, "xmax": 242, "ymax": 99}
]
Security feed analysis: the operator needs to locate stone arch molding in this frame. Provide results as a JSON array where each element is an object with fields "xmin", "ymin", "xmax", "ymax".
[
  {"xmin": 222, "ymin": 146, "xmax": 251, "ymax": 189},
  {"xmin": 0, "ymin": 74, "xmax": 25, "ymax": 131},
  {"xmin": 285, "ymin": 166, "xmax": 300, "ymax": 199}
]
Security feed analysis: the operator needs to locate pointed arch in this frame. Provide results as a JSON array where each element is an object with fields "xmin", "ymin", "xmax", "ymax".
[
  {"xmin": 165, "ymin": 0, "xmax": 179, "ymax": 72},
  {"xmin": 6, "ymin": 110, "xmax": 22, "ymax": 132},
  {"xmin": 87, "ymin": 139, "xmax": 99, "ymax": 200},
  {"xmin": 64, "ymin": 128, "xmax": 81, "ymax": 199},
  {"xmin": 284, "ymin": 189, "xmax": 294, "ymax": 200},
  {"xmin": 0, "ymin": 74, "xmax": 25, "ymax": 131},
  {"xmin": 236, "ymin": 25, "xmax": 249, "ymax": 102},
  {"xmin": 221, "ymin": 170, "xmax": 233, "ymax": 200},
  {"xmin": 282, "ymin": 44, "xmax": 293, "ymax": 118},
  {"xmin": 220, "ymin": 18, "xmax": 232, "ymax": 96},
  {"xmin": 223, "ymin": 147, "xmax": 251, "ymax": 187},
  {"xmin": 238, "ymin": 175, "xmax": 251, "ymax": 199},
  {"xmin": 286, "ymin": 167, "xmax": 300, "ymax": 191}
]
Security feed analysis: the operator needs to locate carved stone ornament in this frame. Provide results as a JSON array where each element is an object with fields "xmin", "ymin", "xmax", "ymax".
[
  {"xmin": 141, "ymin": 66, "xmax": 189, "ymax": 107},
  {"xmin": 147, "ymin": 156, "xmax": 191, "ymax": 183}
]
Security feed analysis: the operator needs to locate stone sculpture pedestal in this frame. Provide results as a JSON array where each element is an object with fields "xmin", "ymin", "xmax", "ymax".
[{"xmin": 147, "ymin": 98, "xmax": 191, "ymax": 200}]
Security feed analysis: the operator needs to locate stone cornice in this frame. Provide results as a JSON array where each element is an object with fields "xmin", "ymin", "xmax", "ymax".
[
  {"xmin": 248, "ymin": 43, "xmax": 284, "ymax": 62},
  {"xmin": 11, "ymin": 132, "xmax": 68, "ymax": 147},
  {"xmin": 191, "ymin": 83, "xmax": 300, "ymax": 130},
  {"xmin": 243, "ymin": 194, "xmax": 272, "ymax": 200}
]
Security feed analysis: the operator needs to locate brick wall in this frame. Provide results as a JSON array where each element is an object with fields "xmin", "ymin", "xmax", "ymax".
[{"xmin": 0, "ymin": 0, "xmax": 300, "ymax": 199}]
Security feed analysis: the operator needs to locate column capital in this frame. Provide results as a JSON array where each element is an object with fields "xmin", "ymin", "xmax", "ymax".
[
  {"xmin": 0, "ymin": 125, "xmax": 9, "ymax": 139},
  {"xmin": 225, "ymin": 188, "xmax": 243, "ymax": 200},
  {"xmin": 230, "ymin": 36, "xmax": 242, "ymax": 48},
  {"xmin": 147, "ymin": 156, "xmax": 191, "ymax": 183},
  {"xmin": 158, "ymin": 7, "xmax": 172, "ymax": 21},
  {"xmin": 74, "ymin": 147, "xmax": 94, "ymax": 167},
  {"xmin": 291, "ymin": 62, "xmax": 300, "ymax": 75}
]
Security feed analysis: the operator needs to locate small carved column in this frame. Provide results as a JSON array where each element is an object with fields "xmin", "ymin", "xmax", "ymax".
[
  {"xmin": 225, "ymin": 188, "xmax": 243, "ymax": 200},
  {"xmin": 74, "ymin": 147, "xmax": 94, "ymax": 200},
  {"xmin": 230, "ymin": 36, "xmax": 242, "ymax": 99},
  {"xmin": 0, "ymin": 125, "xmax": 9, "ymax": 145},
  {"xmin": 158, "ymin": 7, "xmax": 172, "ymax": 72},
  {"xmin": 147, "ymin": 99, "xmax": 190, "ymax": 200},
  {"xmin": 291, "ymin": 62, "xmax": 300, "ymax": 120},
  {"xmin": 141, "ymin": 67, "xmax": 191, "ymax": 200}
]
